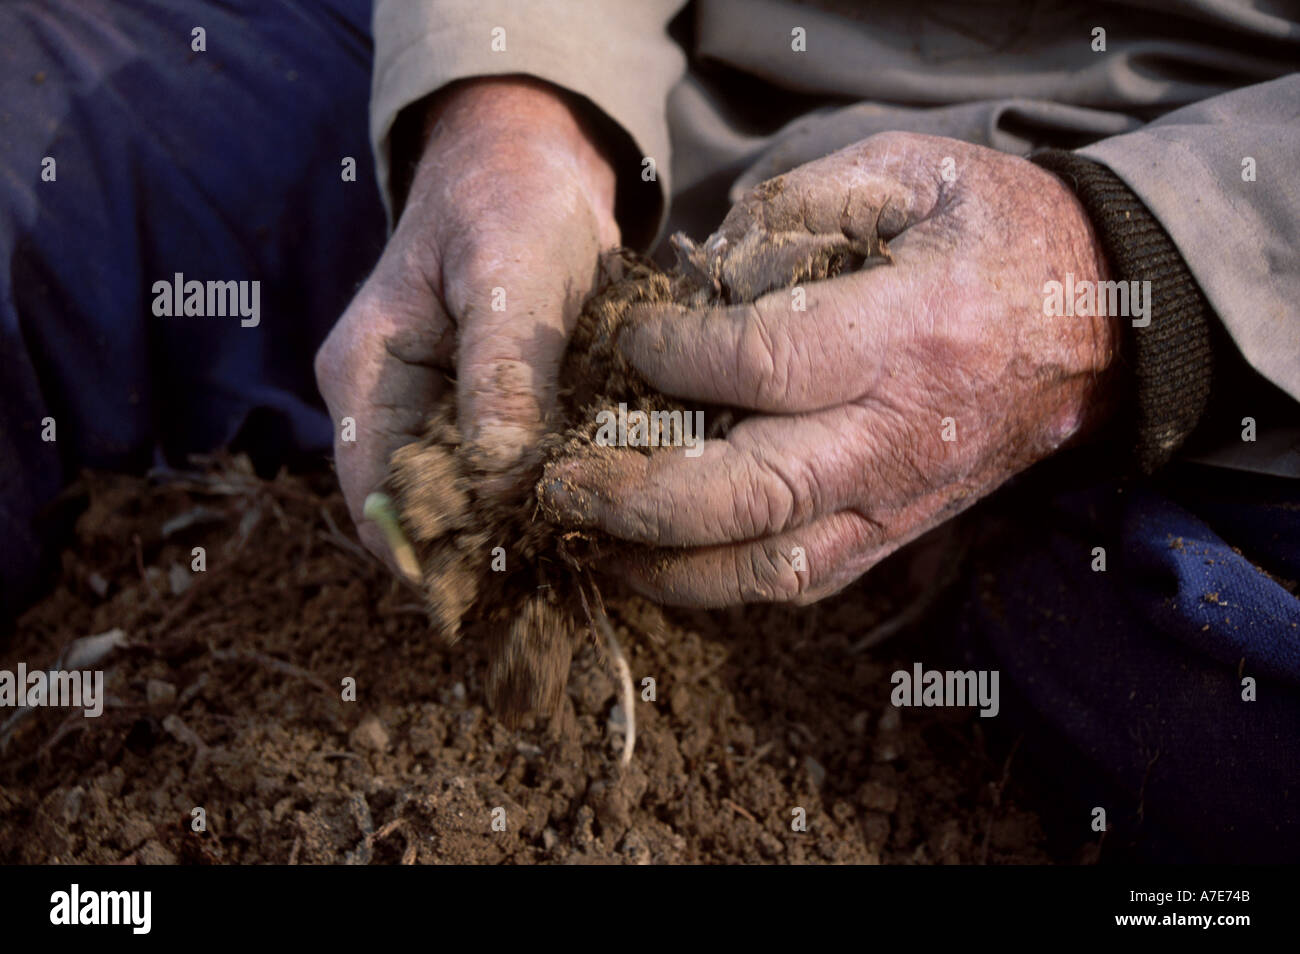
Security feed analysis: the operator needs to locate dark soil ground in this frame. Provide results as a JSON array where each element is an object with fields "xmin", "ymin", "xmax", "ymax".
[{"xmin": 0, "ymin": 458, "xmax": 1086, "ymax": 864}]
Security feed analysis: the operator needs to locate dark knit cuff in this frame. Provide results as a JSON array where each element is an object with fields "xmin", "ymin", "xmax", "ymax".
[{"xmin": 1031, "ymin": 149, "xmax": 1216, "ymax": 474}]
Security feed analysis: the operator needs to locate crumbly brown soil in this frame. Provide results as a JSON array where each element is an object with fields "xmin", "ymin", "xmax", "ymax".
[
  {"xmin": 390, "ymin": 218, "xmax": 891, "ymax": 721},
  {"xmin": 0, "ymin": 462, "xmax": 1074, "ymax": 864}
]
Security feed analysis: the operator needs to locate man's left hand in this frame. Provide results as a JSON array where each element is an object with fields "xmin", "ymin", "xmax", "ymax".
[{"xmin": 542, "ymin": 132, "xmax": 1120, "ymax": 607}]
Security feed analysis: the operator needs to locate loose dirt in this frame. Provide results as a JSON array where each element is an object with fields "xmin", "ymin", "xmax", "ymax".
[{"xmin": 0, "ymin": 461, "xmax": 1073, "ymax": 864}]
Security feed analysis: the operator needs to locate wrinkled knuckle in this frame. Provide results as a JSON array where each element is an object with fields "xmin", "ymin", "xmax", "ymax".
[
  {"xmin": 446, "ymin": 235, "xmax": 497, "ymax": 291},
  {"xmin": 729, "ymin": 480, "xmax": 763, "ymax": 540},
  {"xmin": 751, "ymin": 456, "xmax": 801, "ymax": 534},
  {"xmin": 651, "ymin": 492, "xmax": 677, "ymax": 541},
  {"xmin": 627, "ymin": 489, "xmax": 671, "ymax": 543},
  {"xmin": 387, "ymin": 217, "xmax": 441, "ymax": 273},
  {"xmin": 731, "ymin": 460, "xmax": 778, "ymax": 538},
  {"xmin": 737, "ymin": 545, "xmax": 800, "ymax": 603},
  {"xmin": 737, "ymin": 306, "xmax": 782, "ymax": 408}
]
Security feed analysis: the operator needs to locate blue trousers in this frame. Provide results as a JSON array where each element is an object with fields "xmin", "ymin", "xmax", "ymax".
[
  {"xmin": 0, "ymin": 0, "xmax": 385, "ymax": 614},
  {"xmin": 2, "ymin": 0, "xmax": 1296, "ymax": 862},
  {"xmin": 957, "ymin": 460, "xmax": 1300, "ymax": 861}
]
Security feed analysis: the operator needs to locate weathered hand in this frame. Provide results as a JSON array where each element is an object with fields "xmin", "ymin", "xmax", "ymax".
[
  {"xmin": 315, "ymin": 77, "xmax": 619, "ymax": 566},
  {"xmin": 543, "ymin": 132, "xmax": 1118, "ymax": 607}
]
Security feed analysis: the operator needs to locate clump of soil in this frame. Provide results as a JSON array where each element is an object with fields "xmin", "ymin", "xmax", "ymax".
[
  {"xmin": 389, "ymin": 208, "xmax": 889, "ymax": 722},
  {"xmin": 0, "ymin": 463, "xmax": 1073, "ymax": 864}
]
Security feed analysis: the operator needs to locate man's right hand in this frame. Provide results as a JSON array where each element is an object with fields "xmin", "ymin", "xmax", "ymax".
[{"xmin": 314, "ymin": 76, "xmax": 621, "ymax": 568}]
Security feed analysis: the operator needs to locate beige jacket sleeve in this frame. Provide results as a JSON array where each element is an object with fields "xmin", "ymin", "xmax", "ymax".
[
  {"xmin": 1078, "ymin": 74, "xmax": 1300, "ymax": 406},
  {"xmin": 371, "ymin": 0, "xmax": 687, "ymax": 230}
]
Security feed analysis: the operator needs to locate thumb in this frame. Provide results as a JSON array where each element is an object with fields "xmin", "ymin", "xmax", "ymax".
[
  {"xmin": 715, "ymin": 131, "xmax": 949, "ymax": 245},
  {"xmin": 314, "ymin": 280, "xmax": 455, "ymax": 568}
]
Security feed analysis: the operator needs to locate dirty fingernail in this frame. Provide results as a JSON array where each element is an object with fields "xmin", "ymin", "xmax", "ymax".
[
  {"xmin": 468, "ymin": 421, "xmax": 533, "ymax": 470},
  {"xmin": 538, "ymin": 471, "xmax": 596, "ymax": 526}
]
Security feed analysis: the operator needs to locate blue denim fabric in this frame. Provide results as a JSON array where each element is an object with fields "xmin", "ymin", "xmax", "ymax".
[
  {"xmin": 0, "ymin": 0, "xmax": 386, "ymax": 614},
  {"xmin": 959, "ymin": 464, "xmax": 1300, "ymax": 861}
]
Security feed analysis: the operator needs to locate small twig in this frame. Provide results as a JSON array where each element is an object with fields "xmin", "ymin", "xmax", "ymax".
[
  {"xmin": 0, "ymin": 630, "xmax": 130, "ymax": 755},
  {"xmin": 344, "ymin": 794, "xmax": 377, "ymax": 865},
  {"xmin": 603, "ymin": 621, "xmax": 635, "ymax": 769},
  {"xmin": 162, "ymin": 713, "xmax": 211, "ymax": 775},
  {"xmin": 848, "ymin": 529, "xmax": 971, "ymax": 654},
  {"xmin": 210, "ymin": 648, "xmax": 331, "ymax": 695},
  {"xmin": 723, "ymin": 798, "xmax": 757, "ymax": 824},
  {"xmin": 226, "ymin": 505, "xmax": 264, "ymax": 556},
  {"xmin": 176, "ymin": 672, "xmax": 210, "ymax": 709},
  {"xmin": 132, "ymin": 534, "xmax": 159, "ymax": 598},
  {"xmin": 322, "ymin": 750, "xmax": 362, "ymax": 762},
  {"xmin": 373, "ymin": 818, "xmax": 403, "ymax": 841},
  {"xmin": 1135, "ymin": 748, "xmax": 1161, "ymax": 824},
  {"xmin": 979, "ymin": 735, "xmax": 1022, "ymax": 865},
  {"xmin": 847, "ymin": 603, "xmax": 926, "ymax": 654},
  {"xmin": 575, "ymin": 577, "xmax": 635, "ymax": 768},
  {"xmin": 688, "ymin": 649, "xmax": 730, "ymax": 684},
  {"xmin": 149, "ymin": 561, "xmax": 220, "ymax": 637},
  {"xmin": 35, "ymin": 710, "xmax": 89, "ymax": 759},
  {"xmin": 319, "ymin": 506, "xmax": 379, "ymax": 570},
  {"xmin": 738, "ymin": 740, "xmax": 775, "ymax": 770},
  {"xmin": 367, "ymin": 818, "xmax": 416, "ymax": 864},
  {"xmin": 266, "ymin": 495, "xmax": 291, "ymax": 535},
  {"xmin": 560, "ymin": 540, "xmax": 636, "ymax": 768}
]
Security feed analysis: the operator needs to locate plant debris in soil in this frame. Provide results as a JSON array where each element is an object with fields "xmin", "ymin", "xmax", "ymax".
[
  {"xmin": 0, "ymin": 460, "xmax": 1076, "ymax": 864},
  {"xmin": 388, "ymin": 203, "xmax": 891, "ymax": 725}
]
